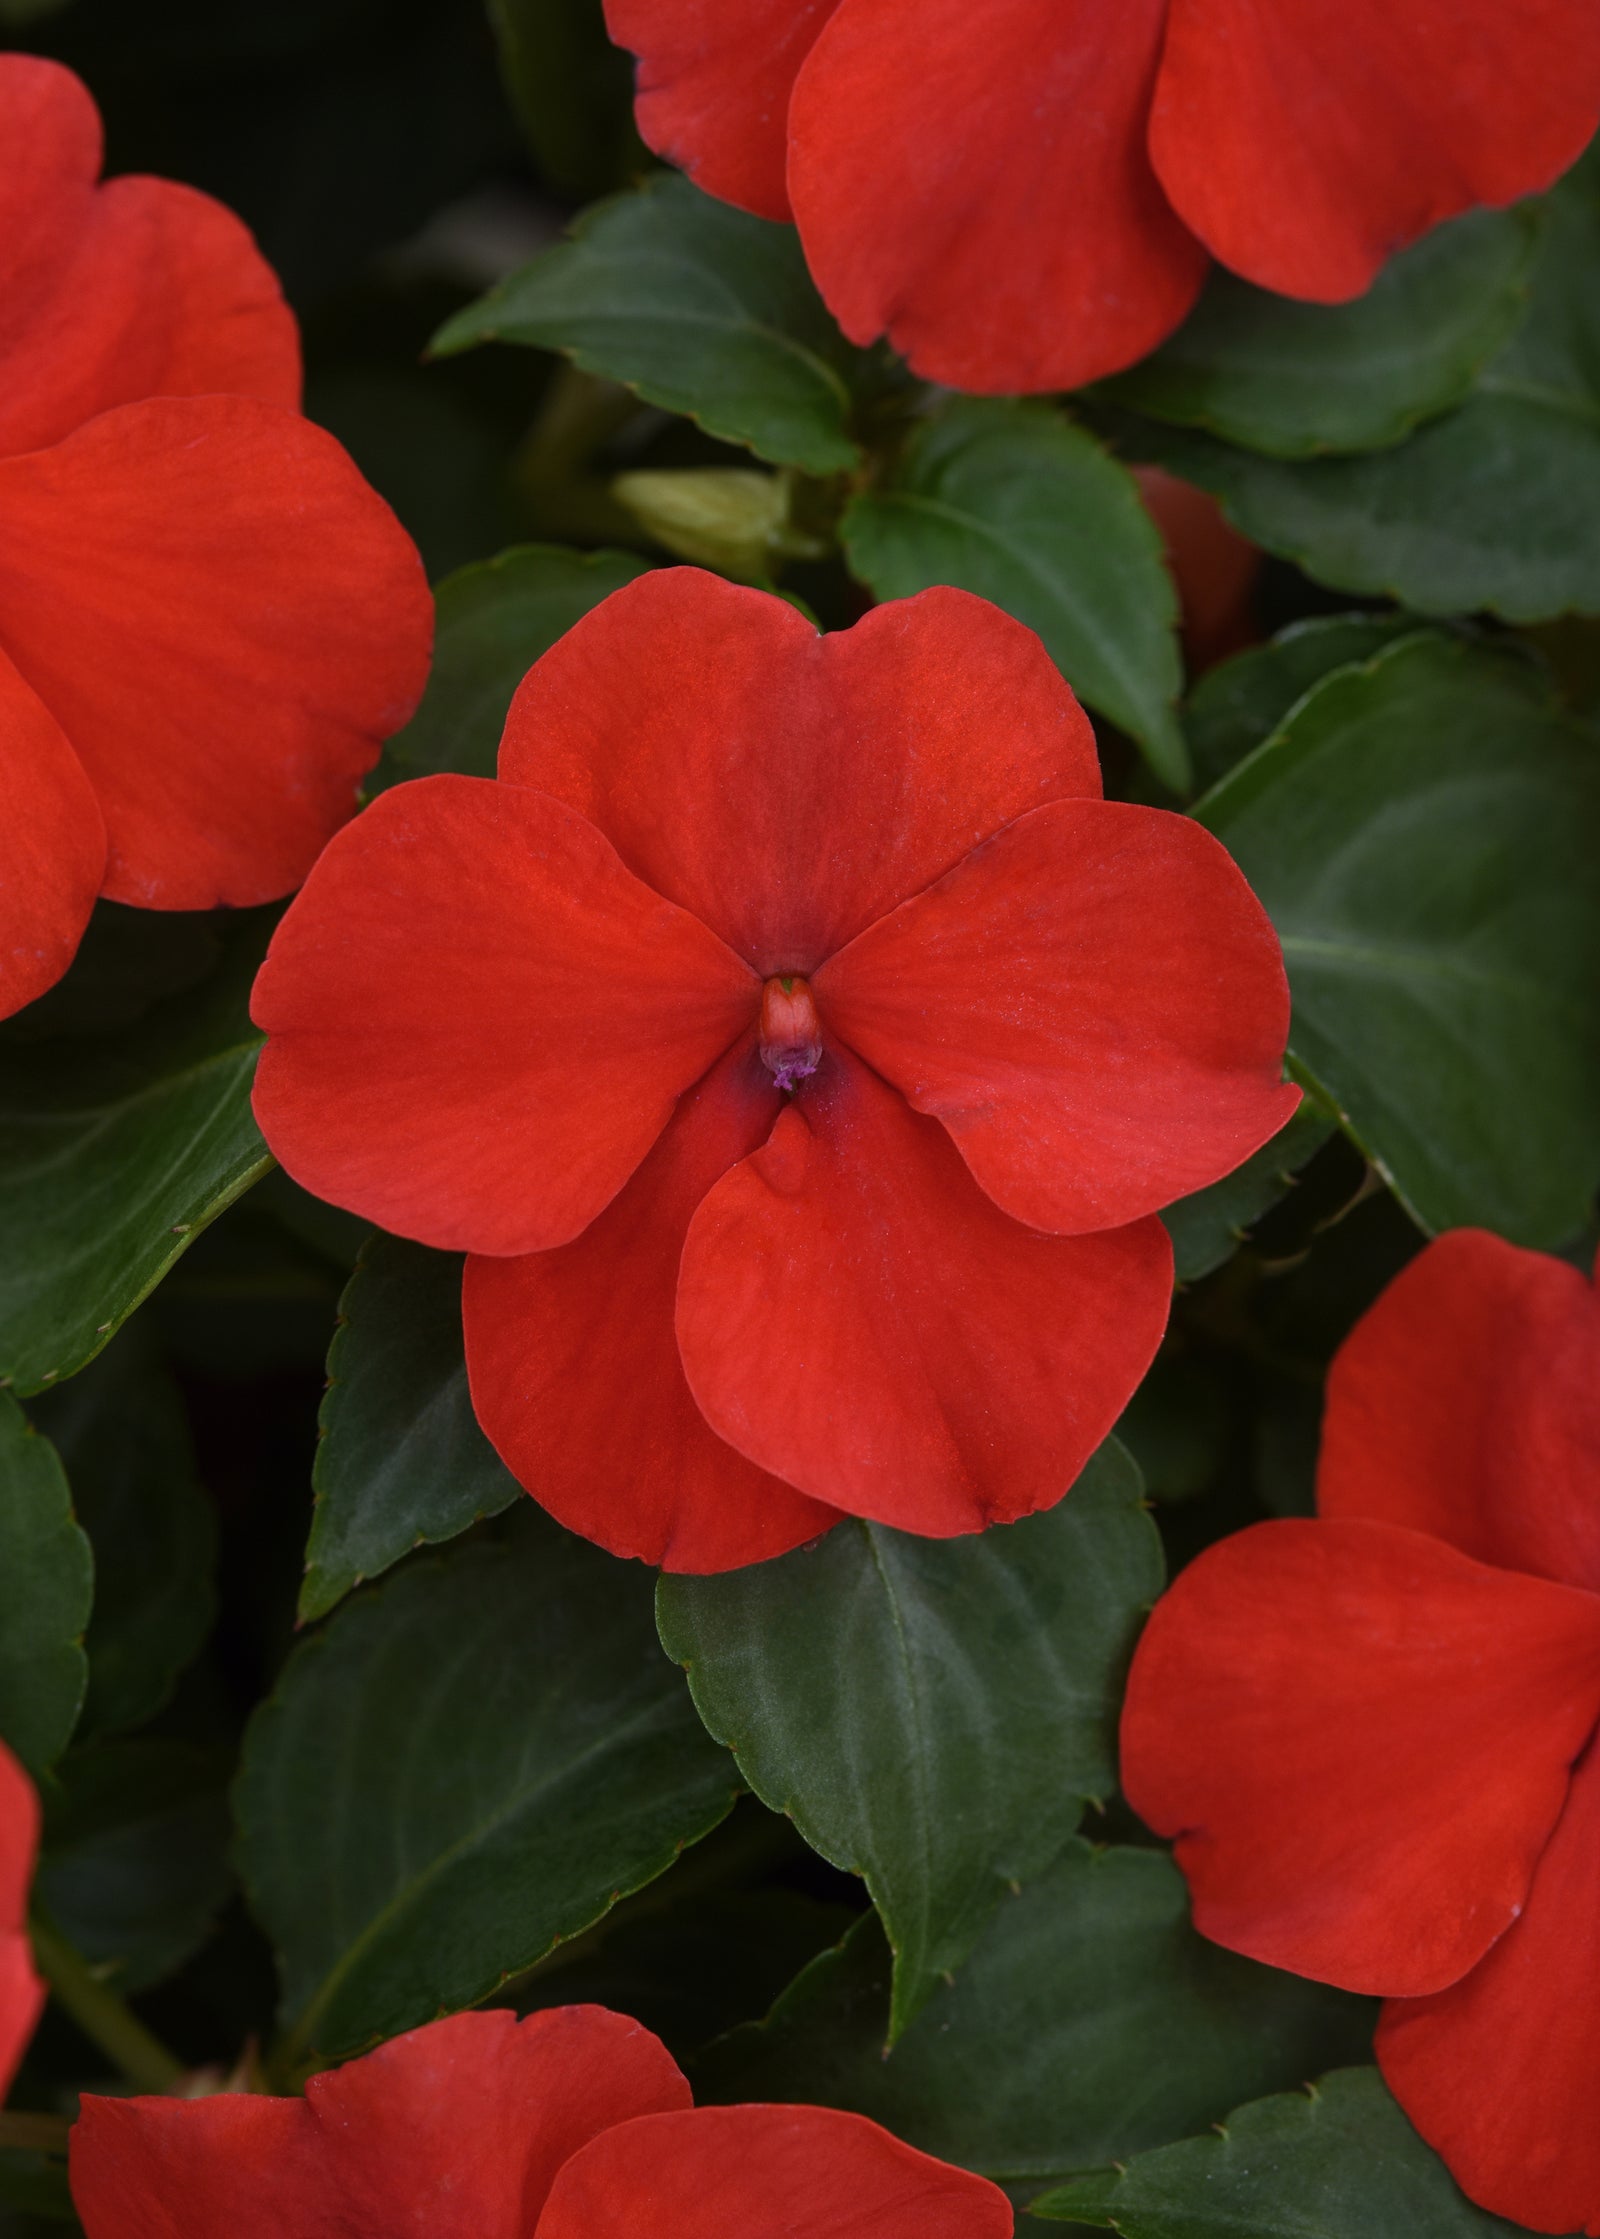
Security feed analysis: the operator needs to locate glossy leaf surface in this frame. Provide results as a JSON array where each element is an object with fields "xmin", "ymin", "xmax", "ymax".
[
  {"xmin": 239, "ymin": 1507, "xmax": 738, "ymax": 2068},
  {"xmin": 1201, "ymin": 634, "xmax": 1600, "ymax": 1245},
  {"xmin": 0, "ymin": 1395, "xmax": 91, "ymax": 1777},
  {"xmin": 661, "ymin": 1443, "xmax": 1163, "ymax": 2039}
]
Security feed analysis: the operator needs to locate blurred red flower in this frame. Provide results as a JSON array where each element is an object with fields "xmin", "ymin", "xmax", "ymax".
[
  {"xmin": 0, "ymin": 56, "xmax": 431, "ymax": 1023},
  {"xmin": 1, "ymin": 1740, "xmax": 43, "ymax": 2101},
  {"xmin": 603, "ymin": 0, "xmax": 1600, "ymax": 393},
  {"xmin": 69, "ymin": 2003, "xmax": 1012, "ymax": 2237},
  {"xmin": 252, "ymin": 568, "xmax": 1295, "ymax": 1571},
  {"xmin": 1121, "ymin": 1228, "xmax": 1600, "ymax": 2235}
]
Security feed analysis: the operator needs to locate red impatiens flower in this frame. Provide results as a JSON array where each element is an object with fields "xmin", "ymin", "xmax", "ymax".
[
  {"xmin": 69, "ymin": 2002, "xmax": 1013, "ymax": 2237},
  {"xmin": 251, "ymin": 567, "xmax": 1295, "ymax": 1572},
  {"xmin": 1, "ymin": 1740, "xmax": 43, "ymax": 2102},
  {"xmin": 1120, "ymin": 1229, "xmax": 1600, "ymax": 2236},
  {"xmin": 602, "ymin": 0, "xmax": 1600, "ymax": 394},
  {"xmin": 0, "ymin": 54, "xmax": 431, "ymax": 1023}
]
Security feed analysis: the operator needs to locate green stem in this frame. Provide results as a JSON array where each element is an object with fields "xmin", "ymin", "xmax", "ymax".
[
  {"xmin": 0, "ymin": 2110, "xmax": 71, "ymax": 2155},
  {"xmin": 30, "ymin": 1918, "xmax": 185, "ymax": 2095}
]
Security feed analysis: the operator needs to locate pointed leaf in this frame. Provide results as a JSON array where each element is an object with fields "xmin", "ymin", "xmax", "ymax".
[
  {"xmin": 842, "ymin": 400, "xmax": 1188, "ymax": 789},
  {"xmin": 432, "ymin": 173, "xmax": 866, "ymax": 475},
  {"xmin": 238, "ymin": 1507, "xmax": 739, "ymax": 2070},
  {"xmin": 0, "ymin": 913, "xmax": 272, "ymax": 1394},
  {"xmin": 695, "ymin": 1844, "xmax": 1373, "ymax": 2183},
  {"xmin": 301, "ymin": 1233, "xmax": 519, "ymax": 1624},
  {"xmin": 658, "ymin": 1442, "xmax": 1162, "ymax": 2039}
]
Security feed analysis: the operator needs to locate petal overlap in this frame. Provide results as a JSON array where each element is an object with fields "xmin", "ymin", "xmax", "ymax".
[
  {"xmin": 601, "ymin": 0, "xmax": 841, "ymax": 221},
  {"xmin": 1121, "ymin": 1517, "xmax": 1600, "ymax": 1997},
  {"xmin": 464, "ymin": 1042, "xmax": 841, "ymax": 1571},
  {"xmin": 818, "ymin": 797, "xmax": 1298, "ymax": 1235},
  {"xmin": 1376, "ymin": 1740, "xmax": 1600, "ymax": 2239},
  {"xmin": 787, "ymin": 0, "xmax": 1207, "ymax": 393},
  {"xmin": 1150, "ymin": 0, "xmax": 1600, "ymax": 302},
  {"xmin": 70, "ymin": 2007, "xmax": 691, "ymax": 2239},
  {"xmin": 0, "ymin": 650, "xmax": 104, "ymax": 1023},
  {"xmin": 534, "ymin": 2104, "xmax": 1014, "ymax": 2239},
  {"xmin": 676, "ymin": 1046, "xmax": 1173, "ymax": 1534},
  {"xmin": 1318, "ymin": 1229, "xmax": 1600, "ymax": 1595},
  {"xmin": 253, "ymin": 775, "xmax": 758, "ymax": 1256},
  {"xmin": 0, "ymin": 395, "xmax": 431, "ymax": 911},
  {"xmin": 498, "ymin": 570, "xmax": 1101, "ymax": 976},
  {"xmin": 0, "ymin": 58, "xmax": 298, "ymax": 461}
]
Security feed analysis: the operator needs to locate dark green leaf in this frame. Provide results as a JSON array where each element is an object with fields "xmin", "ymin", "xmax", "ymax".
[
  {"xmin": 1163, "ymin": 1102, "xmax": 1339, "ymax": 1284},
  {"xmin": 1100, "ymin": 210, "xmax": 1536, "ymax": 459},
  {"xmin": 432, "ymin": 173, "xmax": 866, "ymax": 475},
  {"xmin": 1114, "ymin": 1354, "xmax": 1229, "ymax": 1503},
  {"xmin": 0, "ymin": 913, "xmax": 272, "ymax": 1395},
  {"xmin": 1032, "ymin": 2066, "xmax": 1521, "ymax": 2235},
  {"xmin": 238, "ymin": 1507, "xmax": 738, "ymax": 2070},
  {"xmin": 37, "ymin": 1740, "xmax": 232, "ymax": 1995},
  {"xmin": 695, "ymin": 1844, "xmax": 1373, "ymax": 2181},
  {"xmin": 301, "ymin": 1233, "xmax": 520, "ymax": 1623},
  {"xmin": 1200, "ymin": 633, "xmax": 1600, "ymax": 1244},
  {"xmin": 658, "ymin": 1444, "xmax": 1162, "ymax": 2039},
  {"xmin": 0, "ymin": 1396, "xmax": 91, "ymax": 1777},
  {"xmin": 375, "ymin": 543, "xmax": 649, "ymax": 790},
  {"xmin": 33, "ymin": 1334, "xmax": 214, "ymax": 1741},
  {"xmin": 1108, "ymin": 159, "xmax": 1600, "ymax": 622},
  {"xmin": 842, "ymin": 400, "xmax": 1187, "ymax": 789},
  {"xmin": 1185, "ymin": 615, "xmax": 1422, "ymax": 793}
]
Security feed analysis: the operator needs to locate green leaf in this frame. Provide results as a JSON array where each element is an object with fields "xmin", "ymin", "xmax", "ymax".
[
  {"xmin": 375, "ymin": 543, "xmax": 648, "ymax": 790},
  {"xmin": 842, "ymin": 399, "xmax": 1188, "ymax": 789},
  {"xmin": 1032, "ymin": 2067, "xmax": 1521, "ymax": 2234},
  {"xmin": 37, "ymin": 1740, "xmax": 232, "ymax": 1995},
  {"xmin": 1199, "ymin": 632, "xmax": 1600, "ymax": 1245},
  {"xmin": 1185, "ymin": 615, "xmax": 1423, "ymax": 793},
  {"xmin": 1100, "ymin": 209, "xmax": 1536, "ymax": 459},
  {"xmin": 694, "ymin": 1843, "xmax": 1373, "ymax": 2182},
  {"xmin": 432, "ymin": 173, "xmax": 866, "ymax": 475},
  {"xmin": 1108, "ymin": 159, "xmax": 1600, "ymax": 622},
  {"xmin": 238, "ymin": 1507, "xmax": 739, "ymax": 2070},
  {"xmin": 0, "ymin": 912, "xmax": 273, "ymax": 1395},
  {"xmin": 658, "ymin": 1443, "xmax": 1162, "ymax": 2040},
  {"xmin": 301, "ymin": 1233, "xmax": 520, "ymax": 1624},
  {"xmin": 1162, "ymin": 1101, "xmax": 1338, "ymax": 1284},
  {"xmin": 32, "ymin": 1334, "xmax": 215, "ymax": 1741},
  {"xmin": 0, "ymin": 1395, "xmax": 91, "ymax": 1777}
]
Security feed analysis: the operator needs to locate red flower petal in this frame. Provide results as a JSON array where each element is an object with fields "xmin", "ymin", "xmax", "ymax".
[
  {"xmin": 1377, "ymin": 1739, "xmax": 1600, "ymax": 2238},
  {"xmin": 0, "ymin": 57, "xmax": 298, "ymax": 459},
  {"xmin": 465, "ymin": 1041, "xmax": 840, "ymax": 1570},
  {"xmin": 675, "ymin": 1045, "xmax": 1171, "ymax": 1534},
  {"xmin": 0, "ymin": 1741, "xmax": 43, "ymax": 2100},
  {"xmin": 1121, "ymin": 1517, "xmax": 1600, "ymax": 1997},
  {"xmin": 498, "ymin": 571, "xmax": 1101, "ymax": 977},
  {"xmin": 0, "ymin": 395, "xmax": 430, "ymax": 911},
  {"xmin": 534, "ymin": 2104, "xmax": 1014, "ymax": 2239},
  {"xmin": 817, "ymin": 799, "xmax": 1297, "ymax": 1236},
  {"xmin": 1150, "ymin": 0, "xmax": 1600, "ymax": 302},
  {"xmin": 1319, "ymin": 1231, "xmax": 1600, "ymax": 1596},
  {"xmin": 71, "ymin": 2006, "xmax": 690, "ymax": 2239},
  {"xmin": 0, "ymin": 650, "xmax": 104, "ymax": 1022},
  {"xmin": 601, "ymin": 0, "xmax": 840, "ymax": 222},
  {"xmin": 785, "ymin": 0, "xmax": 1208, "ymax": 392},
  {"xmin": 254, "ymin": 777, "xmax": 758, "ymax": 1256}
]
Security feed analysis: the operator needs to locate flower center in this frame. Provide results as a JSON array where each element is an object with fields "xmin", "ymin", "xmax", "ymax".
[{"xmin": 759, "ymin": 975, "xmax": 823, "ymax": 1092}]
